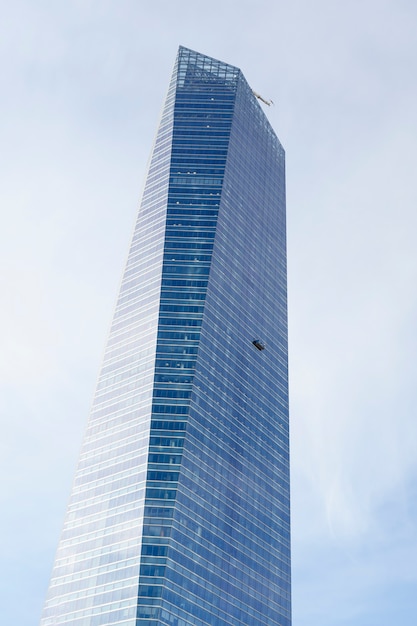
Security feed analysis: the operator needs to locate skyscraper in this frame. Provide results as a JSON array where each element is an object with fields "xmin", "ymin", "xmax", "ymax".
[{"xmin": 41, "ymin": 46, "xmax": 290, "ymax": 626}]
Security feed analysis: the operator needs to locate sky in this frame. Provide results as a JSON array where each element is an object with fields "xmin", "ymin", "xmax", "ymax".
[{"xmin": 1, "ymin": 1, "xmax": 417, "ymax": 624}]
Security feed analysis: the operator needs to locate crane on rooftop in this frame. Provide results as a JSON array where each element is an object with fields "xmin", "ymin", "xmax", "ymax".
[{"xmin": 252, "ymin": 90, "xmax": 274, "ymax": 106}]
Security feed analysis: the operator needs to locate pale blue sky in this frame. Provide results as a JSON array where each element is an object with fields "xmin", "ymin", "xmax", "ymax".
[{"xmin": 1, "ymin": 1, "xmax": 417, "ymax": 624}]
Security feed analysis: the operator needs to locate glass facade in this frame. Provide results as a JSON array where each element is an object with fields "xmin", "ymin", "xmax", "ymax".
[{"xmin": 40, "ymin": 47, "xmax": 290, "ymax": 626}]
